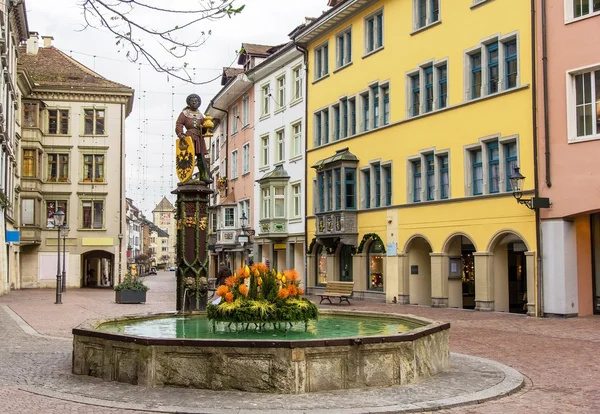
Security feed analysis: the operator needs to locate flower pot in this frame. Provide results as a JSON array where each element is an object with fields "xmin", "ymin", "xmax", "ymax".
[{"xmin": 115, "ymin": 289, "xmax": 147, "ymax": 304}]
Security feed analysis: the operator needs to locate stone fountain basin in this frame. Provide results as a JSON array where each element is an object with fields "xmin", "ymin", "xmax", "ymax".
[{"xmin": 72, "ymin": 310, "xmax": 450, "ymax": 394}]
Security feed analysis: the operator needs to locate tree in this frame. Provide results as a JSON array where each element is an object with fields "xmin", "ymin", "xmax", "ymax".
[{"xmin": 80, "ymin": 0, "xmax": 245, "ymax": 83}]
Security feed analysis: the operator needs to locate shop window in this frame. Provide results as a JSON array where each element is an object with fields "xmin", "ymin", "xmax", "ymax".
[
  {"xmin": 316, "ymin": 246, "xmax": 328, "ymax": 286},
  {"xmin": 367, "ymin": 239, "xmax": 385, "ymax": 291}
]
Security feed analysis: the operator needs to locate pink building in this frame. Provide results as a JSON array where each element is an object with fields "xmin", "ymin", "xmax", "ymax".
[
  {"xmin": 207, "ymin": 44, "xmax": 277, "ymax": 273},
  {"xmin": 536, "ymin": 0, "xmax": 600, "ymax": 316}
]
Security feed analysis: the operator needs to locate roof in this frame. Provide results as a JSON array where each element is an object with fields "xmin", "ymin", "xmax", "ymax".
[
  {"xmin": 18, "ymin": 46, "xmax": 133, "ymax": 91},
  {"xmin": 152, "ymin": 197, "xmax": 174, "ymax": 212},
  {"xmin": 312, "ymin": 147, "xmax": 359, "ymax": 169},
  {"xmin": 221, "ymin": 67, "xmax": 244, "ymax": 86},
  {"xmin": 241, "ymin": 43, "xmax": 276, "ymax": 56},
  {"xmin": 257, "ymin": 165, "xmax": 290, "ymax": 182}
]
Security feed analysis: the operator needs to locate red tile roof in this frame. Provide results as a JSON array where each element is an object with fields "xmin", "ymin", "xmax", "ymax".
[{"xmin": 18, "ymin": 46, "xmax": 132, "ymax": 91}]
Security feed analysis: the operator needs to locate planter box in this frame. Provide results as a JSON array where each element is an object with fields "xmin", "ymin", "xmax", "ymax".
[{"xmin": 115, "ymin": 289, "xmax": 147, "ymax": 304}]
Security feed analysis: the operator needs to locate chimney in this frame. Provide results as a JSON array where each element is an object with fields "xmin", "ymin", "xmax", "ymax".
[
  {"xmin": 26, "ymin": 32, "xmax": 39, "ymax": 55},
  {"xmin": 41, "ymin": 35, "xmax": 54, "ymax": 48}
]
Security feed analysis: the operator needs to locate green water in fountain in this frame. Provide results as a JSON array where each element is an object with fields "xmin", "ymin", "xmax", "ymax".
[{"xmin": 97, "ymin": 314, "xmax": 424, "ymax": 340}]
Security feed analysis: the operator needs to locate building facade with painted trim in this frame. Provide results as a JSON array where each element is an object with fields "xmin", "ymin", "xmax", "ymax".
[
  {"xmin": 536, "ymin": 0, "xmax": 600, "ymax": 316},
  {"xmin": 17, "ymin": 34, "xmax": 134, "ymax": 288},
  {"xmin": 295, "ymin": 0, "xmax": 537, "ymax": 314}
]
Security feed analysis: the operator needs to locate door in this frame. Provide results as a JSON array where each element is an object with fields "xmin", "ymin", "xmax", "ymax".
[{"xmin": 340, "ymin": 245, "xmax": 353, "ymax": 282}]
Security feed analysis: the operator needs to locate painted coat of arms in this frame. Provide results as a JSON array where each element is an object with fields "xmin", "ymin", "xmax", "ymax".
[{"xmin": 176, "ymin": 136, "xmax": 195, "ymax": 183}]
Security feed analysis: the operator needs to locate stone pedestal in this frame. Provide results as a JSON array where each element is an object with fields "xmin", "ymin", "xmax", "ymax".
[{"xmin": 172, "ymin": 181, "xmax": 213, "ymax": 312}]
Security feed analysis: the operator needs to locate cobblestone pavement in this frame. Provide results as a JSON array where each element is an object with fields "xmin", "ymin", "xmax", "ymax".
[{"xmin": 0, "ymin": 271, "xmax": 598, "ymax": 413}]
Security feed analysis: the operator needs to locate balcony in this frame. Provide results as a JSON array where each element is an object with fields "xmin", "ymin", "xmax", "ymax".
[
  {"xmin": 258, "ymin": 219, "xmax": 288, "ymax": 239},
  {"xmin": 315, "ymin": 211, "xmax": 358, "ymax": 246},
  {"xmin": 20, "ymin": 226, "xmax": 42, "ymax": 243},
  {"xmin": 21, "ymin": 178, "xmax": 42, "ymax": 195},
  {"xmin": 216, "ymin": 229, "xmax": 237, "ymax": 245}
]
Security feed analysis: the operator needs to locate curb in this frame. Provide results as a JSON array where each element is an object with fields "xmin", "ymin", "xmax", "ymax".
[{"xmin": 18, "ymin": 353, "xmax": 524, "ymax": 414}]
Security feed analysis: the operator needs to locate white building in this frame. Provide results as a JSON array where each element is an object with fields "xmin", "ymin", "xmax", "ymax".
[
  {"xmin": 0, "ymin": 0, "xmax": 28, "ymax": 295},
  {"xmin": 125, "ymin": 197, "xmax": 142, "ymax": 265},
  {"xmin": 17, "ymin": 34, "xmax": 134, "ymax": 288},
  {"xmin": 246, "ymin": 42, "xmax": 306, "ymax": 277}
]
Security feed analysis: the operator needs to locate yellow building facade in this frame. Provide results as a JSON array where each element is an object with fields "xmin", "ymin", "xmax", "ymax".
[{"xmin": 295, "ymin": 0, "xmax": 537, "ymax": 315}]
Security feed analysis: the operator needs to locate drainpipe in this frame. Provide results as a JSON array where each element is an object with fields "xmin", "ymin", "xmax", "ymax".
[
  {"xmin": 118, "ymin": 103, "xmax": 124, "ymax": 284},
  {"xmin": 541, "ymin": 0, "xmax": 551, "ymax": 188},
  {"xmin": 295, "ymin": 42, "xmax": 309, "ymax": 290},
  {"xmin": 531, "ymin": 0, "xmax": 544, "ymax": 317}
]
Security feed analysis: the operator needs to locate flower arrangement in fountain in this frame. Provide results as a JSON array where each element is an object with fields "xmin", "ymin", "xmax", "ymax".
[{"xmin": 207, "ymin": 262, "xmax": 318, "ymax": 325}]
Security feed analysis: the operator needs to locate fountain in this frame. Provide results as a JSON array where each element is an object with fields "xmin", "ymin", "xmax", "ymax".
[{"xmin": 71, "ymin": 94, "xmax": 450, "ymax": 393}]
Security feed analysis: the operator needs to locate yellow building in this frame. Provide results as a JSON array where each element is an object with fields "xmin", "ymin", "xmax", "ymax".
[{"xmin": 294, "ymin": 0, "xmax": 537, "ymax": 315}]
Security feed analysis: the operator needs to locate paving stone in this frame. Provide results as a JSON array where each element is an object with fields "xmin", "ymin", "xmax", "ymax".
[{"xmin": 0, "ymin": 273, "xmax": 598, "ymax": 413}]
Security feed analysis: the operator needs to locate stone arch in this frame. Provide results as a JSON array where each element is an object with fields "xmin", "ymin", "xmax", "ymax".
[
  {"xmin": 441, "ymin": 232, "xmax": 478, "ymax": 254},
  {"xmin": 486, "ymin": 229, "xmax": 531, "ymax": 252},
  {"xmin": 356, "ymin": 233, "xmax": 386, "ymax": 254},
  {"xmin": 403, "ymin": 233, "xmax": 434, "ymax": 253}
]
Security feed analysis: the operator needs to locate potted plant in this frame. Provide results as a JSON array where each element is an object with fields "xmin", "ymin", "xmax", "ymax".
[{"xmin": 114, "ymin": 273, "xmax": 149, "ymax": 304}]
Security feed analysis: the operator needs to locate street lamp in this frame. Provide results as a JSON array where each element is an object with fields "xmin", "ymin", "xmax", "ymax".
[
  {"xmin": 509, "ymin": 166, "xmax": 550, "ymax": 210},
  {"xmin": 53, "ymin": 207, "xmax": 65, "ymax": 304},
  {"xmin": 238, "ymin": 212, "xmax": 250, "ymax": 264},
  {"xmin": 60, "ymin": 225, "xmax": 69, "ymax": 293}
]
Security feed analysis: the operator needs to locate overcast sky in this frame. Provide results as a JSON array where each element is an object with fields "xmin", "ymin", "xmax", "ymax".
[{"xmin": 25, "ymin": 0, "xmax": 328, "ymax": 218}]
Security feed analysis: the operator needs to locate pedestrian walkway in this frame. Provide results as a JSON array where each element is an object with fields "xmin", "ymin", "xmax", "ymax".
[{"xmin": 0, "ymin": 272, "xmax": 598, "ymax": 413}]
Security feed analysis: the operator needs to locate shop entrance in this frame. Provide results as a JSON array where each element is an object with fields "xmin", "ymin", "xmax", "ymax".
[
  {"xmin": 82, "ymin": 250, "xmax": 114, "ymax": 288},
  {"xmin": 339, "ymin": 244, "xmax": 353, "ymax": 282},
  {"xmin": 508, "ymin": 244, "xmax": 528, "ymax": 314}
]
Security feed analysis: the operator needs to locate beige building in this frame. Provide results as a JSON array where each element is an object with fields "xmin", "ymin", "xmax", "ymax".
[
  {"xmin": 17, "ymin": 34, "xmax": 134, "ymax": 288},
  {"xmin": 0, "ymin": 0, "xmax": 28, "ymax": 295},
  {"xmin": 152, "ymin": 197, "xmax": 176, "ymax": 267}
]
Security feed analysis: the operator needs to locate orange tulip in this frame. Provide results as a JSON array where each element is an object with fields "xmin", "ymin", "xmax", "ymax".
[
  {"xmin": 278, "ymin": 288, "xmax": 290, "ymax": 299},
  {"xmin": 216, "ymin": 285, "xmax": 228, "ymax": 297},
  {"xmin": 298, "ymin": 288, "xmax": 304, "ymax": 296},
  {"xmin": 225, "ymin": 292, "xmax": 234, "ymax": 302},
  {"xmin": 239, "ymin": 284, "xmax": 249, "ymax": 296},
  {"xmin": 288, "ymin": 284, "xmax": 297, "ymax": 296},
  {"xmin": 225, "ymin": 275, "xmax": 237, "ymax": 287},
  {"xmin": 236, "ymin": 267, "xmax": 245, "ymax": 277}
]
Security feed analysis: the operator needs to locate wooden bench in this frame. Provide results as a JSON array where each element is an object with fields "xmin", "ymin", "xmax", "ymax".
[{"xmin": 319, "ymin": 281, "xmax": 355, "ymax": 305}]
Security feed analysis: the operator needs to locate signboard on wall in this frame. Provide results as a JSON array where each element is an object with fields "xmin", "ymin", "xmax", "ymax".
[
  {"xmin": 386, "ymin": 242, "xmax": 397, "ymax": 256},
  {"xmin": 5, "ymin": 231, "xmax": 19, "ymax": 243}
]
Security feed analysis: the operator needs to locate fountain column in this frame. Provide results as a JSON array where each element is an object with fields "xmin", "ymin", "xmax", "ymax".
[{"xmin": 173, "ymin": 182, "xmax": 213, "ymax": 312}]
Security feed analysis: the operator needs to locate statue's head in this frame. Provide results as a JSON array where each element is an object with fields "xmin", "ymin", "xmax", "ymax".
[{"xmin": 186, "ymin": 94, "xmax": 201, "ymax": 111}]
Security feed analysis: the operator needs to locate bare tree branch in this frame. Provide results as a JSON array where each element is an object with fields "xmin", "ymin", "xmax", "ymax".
[{"xmin": 78, "ymin": 0, "xmax": 245, "ymax": 84}]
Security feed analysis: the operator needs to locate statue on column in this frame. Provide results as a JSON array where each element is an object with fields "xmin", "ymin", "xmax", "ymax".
[{"xmin": 175, "ymin": 93, "xmax": 214, "ymax": 184}]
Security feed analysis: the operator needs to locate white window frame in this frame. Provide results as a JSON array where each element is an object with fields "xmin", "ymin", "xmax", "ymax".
[
  {"xmin": 336, "ymin": 27, "xmax": 352, "ymax": 69},
  {"xmin": 261, "ymin": 188, "xmax": 271, "ymax": 219},
  {"xmin": 413, "ymin": 0, "xmax": 440, "ymax": 32},
  {"xmin": 238, "ymin": 199, "xmax": 250, "ymax": 226},
  {"xmin": 565, "ymin": 0, "xmax": 600, "ymax": 22},
  {"xmin": 230, "ymin": 149, "xmax": 238, "ymax": 179},
  {"xmin": 291, "ymin": 121, "xmax": 302, "ymax": 158},
  {"xmin": 260, "ymin": 134, "xmax": 270, "ymax": 168},
  {"xmin": 242, "ymin": 142, "xmax": 250, "ymax": 174},
  {"xmin": 291, "ymin": 182, "xmax": 301, "ymax": 218},
  {"xmin": 224, "ymin": 207, "xmax": 235, "ymax": 228},
  {"xmin": 292, "ymin": 64, "xmax": 303, "ymax": 102},
  {"xmin": 242, "ymin": 95, "xmax": 250, "ymax": 126},
  {"xmin": 261, "ymin": 83, "xmax": 270, "ymax": 117},
  {"xmin": 464, "ymin": 33, "xmax": 520, "ymax": 102},
  {"xmin": 231, "ymin": 105, "xmax": 239, "ymax": 134},
  {"xmin": 364, "ymin": 8, "xmax": 384, "ymax": 55},
  {"xmin": 275, "ymin": 128, "xmax": 285, "ymax": 163},
  {"xmin": 566, "ymin": 64, "xmax": 600, "ymax": 143},
  {"xmin": 276, "ymin": 75, "xmax": 286, "ymax": 110},
  {"xmin": 274, "ymin": 186, "xmax": 286, "ymax": 218},
  {"xmin": 314, "ymin": 42, "xmax": 329, "ymax": 80}
]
